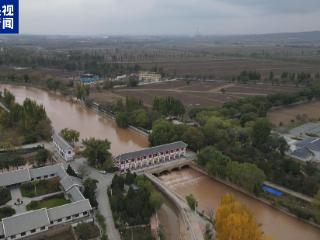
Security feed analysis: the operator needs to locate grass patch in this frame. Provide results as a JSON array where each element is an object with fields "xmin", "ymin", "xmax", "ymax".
[
  {"xmin": 0, "ymin": 206, "xmax": 15, "ymax": 220},
  {"xmin": 262, "ymin": 192, "xmax": 319, "ymax": 224},
  {"xmin": 120, "ymin": 226, "xmax": 153, "ymax": 240},
  {"xmin": 0, "ymin": 187, "xmax": 11, "ymax": 206},
  {"xmin": 26, "ymin": 194, "xmax": 70, "ymax": 211},
  {"xmin": 21, "ymin": 177, "xmax": 60, "ymax": 198}
]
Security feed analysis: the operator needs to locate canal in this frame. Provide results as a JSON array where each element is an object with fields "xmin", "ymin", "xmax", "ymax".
[{"xmin": 1, "ymin": 83, "xmax": 320, "ymax": 240}]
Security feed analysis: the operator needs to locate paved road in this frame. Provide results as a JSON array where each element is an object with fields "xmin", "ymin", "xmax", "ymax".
[
  {"xmin": 145, "ymin": 173, "xmax": 204, "ymax": 240},
  {"xmin": 9, "ymin": 187, "xmax": 25, "ymax": 214},
  {"xmin": 264, "ymin": 181, "xmax": 314, "ymax": 203},
  {"xmin": 70, "ymin": 157, "xmax": 121, "ymax": 240}
]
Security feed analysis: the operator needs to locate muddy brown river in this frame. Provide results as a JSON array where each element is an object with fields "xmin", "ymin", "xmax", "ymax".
[
  {"xmin": 159, "ymin": 168, "xmax": 320, "ymax": 240},
  {"xmin": 0, "ymin": 84, "xmax": 148, "ymax": 155},
  {"xmin": 2, "ymin": 84, "xmax": 320, "ymax": 240}
]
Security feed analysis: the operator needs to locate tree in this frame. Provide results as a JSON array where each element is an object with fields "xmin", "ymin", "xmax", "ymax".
[
  {"xmin": 127, "ymin": 76, "xmax": 139, "ymax": 87},
  {"xmin": 83, "ymin": 178, "xmax": 98, "ymax": 207},
  {"xmin": 0, "ymin": 187, "xmax": 11, "ymax": 205},
  {"xmin": 149, "ymin": 120, "xmax": 180, "ymax": 146},
  {"xmin": 129, "ymin": 109, "xmax": 149, "ymax": 129},
  {"xmin": 23, "ymin": 74, "xmax": 30, "ymax": 83},
  {"xmin": 75, "ymin": 223, "xmax": 97, "ymax": 240},
  {"xmin": 197, "ymin": 147, "xmax": 231, "ymax": 178},
  {"xmin": 269, "ymin": 71, "xmax": 274, "ymax": 81},
  {"xmin": 204, "ymin": 223, "xmax": 215, "ymax": 240},
  {"xmin": 226, "ymin": 162, "xmax": 265, "ymax": 193},
  {"xmin": 152, "ymin": 96, "xmax": 185, "ymax": 117},
  {"xmin": 47, "ymin": 78, "xmax": 63, "ymax": 91},
  {"xmin": 149, "ymin": 191, "xmax": 163, "ymax": 210},
  {"xmin": 35, "ymin": 149, "xmax": 49, "ymax": 167},
  {"xmin": 66, "ymin": 164, "xmax": 77, "ymax": 177},
  {"xmin": 1, "ymin": 93, "xmax": 52, "ymax": 142},
  {"xmin": 251, "ymin": 118, "xmax": 271, "ymax": 149},
  {"xmin": 82, "ymin": 138, "xmax": 112, "ymax": 168},
  {"xmin": 181, "ymin": 127, "xmax": 205, "ymax": 151},
  {"xmin": 268, "ymin": 135, "xmax": 288, "ymax": 156},
  {"xmin": 1, "ymin": 89, "xmax": 15, "ymax": 108},
  {"xmin": 313, "ymin": 190, "xmax": 320, "ymax": 223},
  {"xmin": 115, "ymin": 112, "xmax": 129, "ymax": 128},
  {"xmin": 202, "ymin": 116, "xmax": 233, "ymax": 147},
  {"xmin": 60, "ymin": 128, "xmax": 80, "ymax": 145},
  {"xmin": 186, "ymin": 194, "xmax": 198, "ymax": 211},
  {"xmin": 75, "ymin": 84, "xmax": 90, "ymax": 100},
  {"xmin": 215, "ymin": 194, "xmax": 270, "ymax": 240}
]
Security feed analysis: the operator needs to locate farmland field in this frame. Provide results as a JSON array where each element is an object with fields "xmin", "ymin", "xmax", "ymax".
[
  {"xmin": 139, "ymin": 58, "xmax": 319, "ymax": 77},
  {"xmin": 98, "ymin": 80, "xmax": 304, "ymax": 108},
  {"xmin": 268, "ymin": 101, "xmax": 320, "ymax": 127}
]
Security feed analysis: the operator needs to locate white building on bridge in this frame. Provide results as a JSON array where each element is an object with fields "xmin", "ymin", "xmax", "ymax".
[{"xmin": 114, "ymin": 141, "xmax": 188, "ymax": 172}]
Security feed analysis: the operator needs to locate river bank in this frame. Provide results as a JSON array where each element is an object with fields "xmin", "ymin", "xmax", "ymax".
[
  {"xmin": 0, "ymin": 83, "xmax": 149, "ymax": 156},
  {"xmin": 158, "ymin": 167, "xmax": 320, "ymax": 240},
  {"xmin": 190, "ymin": 165, "xmax": 320, "ymax": 230}
]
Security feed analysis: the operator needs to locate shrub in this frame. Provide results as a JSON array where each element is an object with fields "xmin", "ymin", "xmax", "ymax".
[
  {"xmin": 0, "ymin": 206, "xmax": 15, "ymax": 220},
  {"xmin": 27, "ymin": 201, "xmax": 39, "ymax": 210},
  {"xmin": 0, "ymin": 187, "xmax": 11, "ymax": 205},
  {"xmin": 96, "ymin": 212, "xmax": 107, "ymax": 235},
  {"xmin": 75, "ymin": 223, "xmax": 100, "ymax": 239}
]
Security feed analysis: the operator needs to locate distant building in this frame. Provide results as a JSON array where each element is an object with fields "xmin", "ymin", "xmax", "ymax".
[
  {"xmin": 138, "ymin": 71, "xmax": 161, "ymax": 83},
  {"xmin": 79, "ymin": 73, "xmax": 101, "ymax": 85},
  {"xmin": 52, "ymin": 133, "xmax": 75, "ymax": 161},
  {"xmin": 289, "ymin": 122, "xmax": 320, "ymax": 138},
  {"xmin": 288, "ymin": 137, "xmax": 320, "ymax": 162},
  {"xmin": 114, "ymin": 141, "xmax": 187, "ymax": 172},
  {"xmin": 114, "ymin": 74, "xmax": 127, "ymax": 82}
]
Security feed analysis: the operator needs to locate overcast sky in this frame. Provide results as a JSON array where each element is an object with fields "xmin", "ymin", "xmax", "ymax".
[{"xmin": 21, "ymin": 0, "xmax": 320, "ymax": 35}]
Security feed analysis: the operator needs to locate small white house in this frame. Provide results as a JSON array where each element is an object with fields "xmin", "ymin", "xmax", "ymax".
[{"xmin": 52, "ymin": 133, "xmax": 75, "ymax": 161}]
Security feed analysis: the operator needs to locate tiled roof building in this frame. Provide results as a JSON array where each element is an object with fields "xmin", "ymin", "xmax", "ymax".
[
  {"xmin": 0, "ymin": 165, "xmax": 92, "ymax": 240},
  {"xmin": 114, "ymin": 141, "xmax": 188, "ymax": 172}
]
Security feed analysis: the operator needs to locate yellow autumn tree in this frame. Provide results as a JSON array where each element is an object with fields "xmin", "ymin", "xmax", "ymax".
[{"xmin": 215, "ymin": 194, "xmax": 271, "ymax": 240}]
